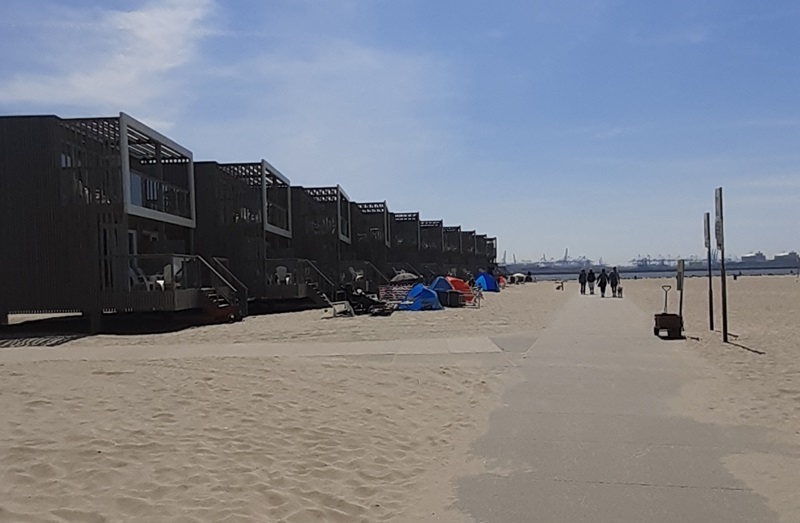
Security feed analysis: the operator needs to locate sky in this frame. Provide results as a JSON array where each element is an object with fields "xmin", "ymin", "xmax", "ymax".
[{"xmin": 1, "ymin": 0, "xmax": 799, "ymax": 265}]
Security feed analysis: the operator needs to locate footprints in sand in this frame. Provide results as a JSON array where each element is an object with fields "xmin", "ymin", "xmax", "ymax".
[{"xmin": 0, "ymin": 357, "xmax": 501, "ymax": 521}]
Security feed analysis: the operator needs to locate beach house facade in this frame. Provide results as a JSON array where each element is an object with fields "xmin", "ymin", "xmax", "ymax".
[
  {"xmin": 388, "ymin": 212, "xmax": 423, "ymax": 277},
  {"xmin": 419, "ymin": 220, "xmax": 445, "ymax": 276},
  {"xmin": 0, "ymin": 113, "xmax": 241, "ymax": 329},
  {"xmin": 194, "ymin": 159, "xmax": 292, "ymax": 307}
]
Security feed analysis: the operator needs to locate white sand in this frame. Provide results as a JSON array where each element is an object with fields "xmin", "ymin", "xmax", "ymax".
[
  {"xmin": 625, "ymin": 275, "xmax": 800, "ymax": 433},
  {"xmin": 46, "ymin": 282, "xmax": 569, "ymax": 348},
  {"xmin": 0, "ymin": 283, "xmax": 566, "ymax": 522}
]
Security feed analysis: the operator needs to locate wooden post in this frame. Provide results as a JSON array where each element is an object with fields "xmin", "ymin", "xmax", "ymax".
[
  {"xmin": 83, "ymin": 309, "xmax": 103, "ymax": 334},
  {"xmin": 715, "ymin": 188, "xmax": 729, "ymax": 343},
  {"xmin": 704, "ymin": 212, "xmax": 714, "ymax": 331}
]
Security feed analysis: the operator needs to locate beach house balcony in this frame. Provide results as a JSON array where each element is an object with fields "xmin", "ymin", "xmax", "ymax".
[
  {"xmin": 194, "ymin": 160, "xmax": 292, "ymax": 306},
  {"xmin": 0, "ymin": 113, "xmax": 240, "ymax": 331},
  {"xmin": 257, "ymin": 185, "xmax": 354, "ymax": 307},
  {"xmin": 420, "ymin": 220, "xmax": 445, "ymax": 277},
  {"xmin": 388, "ymin": 212, "xmax": 423, "ymax": 278},
  {"xmin": 344, "ymin": 201, "xmax": 393, "ymax": 291},
  {"xmin": 486, "ymin": 237, "xmax": 498, "ymax": 267},
  {"xmin": 442, "ymin": 225, "xmax": 463, "ymax": 276}
]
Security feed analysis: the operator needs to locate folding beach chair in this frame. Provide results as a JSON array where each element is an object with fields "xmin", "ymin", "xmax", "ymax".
[{"xmin": 468, "ymin": 286, "xmax": 483, "ymax": 308}]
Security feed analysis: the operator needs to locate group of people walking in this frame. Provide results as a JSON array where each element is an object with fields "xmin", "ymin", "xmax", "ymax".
[{"xmin": 578, "ymin": 267, "xmax": 621, "ymax": 298}]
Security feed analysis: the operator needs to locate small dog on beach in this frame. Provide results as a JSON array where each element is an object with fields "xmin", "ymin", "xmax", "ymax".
[{"xmin": 617, "ymin": 286, "xmax": 623, "ymax": 298}]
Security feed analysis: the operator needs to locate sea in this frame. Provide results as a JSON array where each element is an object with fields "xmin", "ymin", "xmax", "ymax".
[{"xmin": 525, "ymin": 267, "xmax": 797, "ymax": 282}]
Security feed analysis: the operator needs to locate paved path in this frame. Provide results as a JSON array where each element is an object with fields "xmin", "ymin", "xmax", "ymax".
[{"xmin": 457, "ymin": 293, "xmax": 796, "ymax": 522}]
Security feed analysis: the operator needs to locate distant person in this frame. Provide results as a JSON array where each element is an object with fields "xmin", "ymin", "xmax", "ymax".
[
  {"xmin": 525, "ymin": 271, "xmax": 533, "ymax": 283},
  {"xmin": 597, "ymin": 268, "xmax": 609, "ymax": 297},
  {"xmin": 609, "ymin": 267, "xmax": 620, "ymax": 297},
  {"xmin": 587, "ymin": 269, "xmax": 596, "ymax": 294},
  {"xmin": 578, "ymin": 269, "xmax": 587, "ymax": 295}
]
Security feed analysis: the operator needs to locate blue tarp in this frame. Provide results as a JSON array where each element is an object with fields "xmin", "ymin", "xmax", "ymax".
[
  {"xmin": 430, "ymin": 276, "xmax": 453, "ymax": 291},
  {"xmin": 475, "ymin": 272, "xmax": 500, "ymax": 292},
  {"xmin": 397, "ymin": 283, "xmax": 444, "ymax": 311}
]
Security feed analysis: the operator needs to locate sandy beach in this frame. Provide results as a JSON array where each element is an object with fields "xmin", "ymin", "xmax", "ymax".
[
  {"xmin": 2, "ymin": 277, "xmax": 799, "ymax": 521},
  {"xmin": 624, "ymin": 275, "xmax": 800, "ymax": 433},
  {"xmin": 5, "ymin": 283, "xmax": 570, "ymax": 349},
  {"xmin": 0, "ymin": 283, "xmax": 566, "ymax": 522}
]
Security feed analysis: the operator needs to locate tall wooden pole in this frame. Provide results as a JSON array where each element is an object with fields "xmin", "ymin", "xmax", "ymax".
[{"xmin": 704, "ymin": 212, "xmax": 714, "ymax": 331}]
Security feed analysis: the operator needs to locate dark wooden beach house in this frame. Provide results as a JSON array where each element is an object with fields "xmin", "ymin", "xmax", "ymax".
[
  {"xmin": 460, "ymin": 230, "xmax": 478, "ymax": 277},
  {"xmin": 345, "ymin": 201, "xmax": 392, "ymax": 291},
  {"xmin": 419, "ymin": 220, "xmax": 445, "ymax": 276},
  {"xmin": 0, "ymin": 113, "xmax": 242, "ymax": 330},
  {"xmin": 475, "ymin": 234, "xmax": 488, "ymax": 272},
  {"xmin": 194, "ymin": 159, "xmax": 292, "ymax": 307},
  {"xmin": 486, "ymin": 237, "xmax": 498, "ymax": 270},
  {"xmin": 388, "ymin": 212, "xmax": 423, "ymax": 277},
  {"xmin": 442, "ymin": 226, "xmax": 463, "ymax": 276},
  {"xmin": 253, "ymin": 185, "xmax": 354, "ymax": 305}
]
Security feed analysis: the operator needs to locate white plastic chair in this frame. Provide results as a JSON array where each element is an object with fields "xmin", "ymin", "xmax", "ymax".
[{"xmin": 276, "ymin": 266, "xmax": 290, "ymax": 285}]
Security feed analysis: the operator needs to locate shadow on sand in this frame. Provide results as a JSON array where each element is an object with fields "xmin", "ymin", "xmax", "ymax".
[{"xmin": 0, "ymin": 311, "xmax": 217, "ymax": 348}]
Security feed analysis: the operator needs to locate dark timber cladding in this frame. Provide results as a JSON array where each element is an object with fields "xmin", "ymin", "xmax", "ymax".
[
  {"xmin": 443, "ymin": 226, "xmax": 462, "ymax": 253},
  {"xmin": 420, "ymin": 220, "xmax": 444, "ymax": 275},
  {"xmin": 475, "ymin": 234, "xmax": 488, "ymax": 256},
  {"xmin": 352, "ymin": 201, "xmax": 392, "ymax": 271},
  {"xmin": 194, "ymin": 160, "xmax": 291, "ymax": 299},
  {"xmin": 0, "ymin": 113, "xmax": 197, "ymax": 324},
  {"xmin": 442, "ymin": 225, "xmax": 462, "ymax": 276},
  {"xmin": 461, "ymin": 230, "xmax": 478, "ymax": 276},
  {"xmin": 486, "ymin": 237, "xmax": 498, "ymax": 265},
  {"xmin": 290, "ymin": 185, "xmax": 352, "ymax": 279},
  {"xmin": 389, "ymin": 212, "xmax": 422, "ymax": 274},
  {"xmin": 461, "ymin": 230, "xmax": 477, "ymax": 254}
]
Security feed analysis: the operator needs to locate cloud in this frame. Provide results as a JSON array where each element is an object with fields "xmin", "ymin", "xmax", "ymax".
[
  {"xmin": 0, "ymin": 0, "xmax": 214, "ymax": 122},
  {"xmin": 180, "ymin": 38, "xmax": 461, "ymax": 206}
]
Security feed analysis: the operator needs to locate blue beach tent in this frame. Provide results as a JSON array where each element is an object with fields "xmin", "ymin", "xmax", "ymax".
[
  {"xmin": 430, "ymin": 276, "xmax": 453, "ymax": 292},
  {"xmin": 397, "ymin": 283, "xmax": 444, "ymax": 311},
  {"xmin": 475, "ymin": 272, "xmax": 500, "ymax": 292}
]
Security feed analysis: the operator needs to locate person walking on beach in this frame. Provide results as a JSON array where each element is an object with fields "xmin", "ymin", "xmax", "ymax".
[
  {"xmin": 609, "ymin": 267, "xmax": 620, "ymax": 297},
  {"xmin": 597, "ymin": 268, "xmax": 609, "ymax": 298},
  {"xmin": 587, "ymin": 269, "xmax": 596, "ymax": 295},
  {"xmin": 578, "ymin": 269, "xmax": 587, "ymax": 295}
]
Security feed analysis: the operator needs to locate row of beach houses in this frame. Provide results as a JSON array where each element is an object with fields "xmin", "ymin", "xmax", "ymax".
[{"xmin": 0, "ymin": 113, "xmax": 496, "ymax": 330}]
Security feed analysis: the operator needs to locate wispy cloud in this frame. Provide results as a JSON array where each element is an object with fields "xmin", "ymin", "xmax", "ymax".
[
  {"xmin": 0, "ymin": 0, "xmax": 214, "ymax": 124},
  {"xmin": 179, "ymin": 37, "xmax": 461, "ymax": 207}
]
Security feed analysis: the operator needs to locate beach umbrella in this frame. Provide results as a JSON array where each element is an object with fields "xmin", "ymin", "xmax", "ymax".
[{"xmin": 391, "ymin": 272, "xmax": 419, "ymax": 283}]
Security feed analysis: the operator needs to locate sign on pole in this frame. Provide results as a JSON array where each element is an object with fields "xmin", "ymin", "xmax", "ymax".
[
  {"xmin": 715, "ymin": 187, "xmax": 724, "ymax": 249},
  {"xmin": 677, "ymin": 259, "xmax": 685, "ymax": 326},
  {"xmin": 715, "ymin": 187, "xmax": 729, "ymax": 343}
]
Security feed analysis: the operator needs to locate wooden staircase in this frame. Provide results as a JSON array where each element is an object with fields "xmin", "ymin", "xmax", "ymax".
[
  {"xmin": 200, "ymin": 287, "xmax": 242, "ymax": 323},
  {"xmin": 307, "ymin": 282, "xmax": 333, "ymax": 308}
]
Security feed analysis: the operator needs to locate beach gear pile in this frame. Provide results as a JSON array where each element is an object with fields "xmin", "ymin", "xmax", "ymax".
[{"xmin": 393, "ymin": 271, "xmax": 501, "ymax": 311}]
